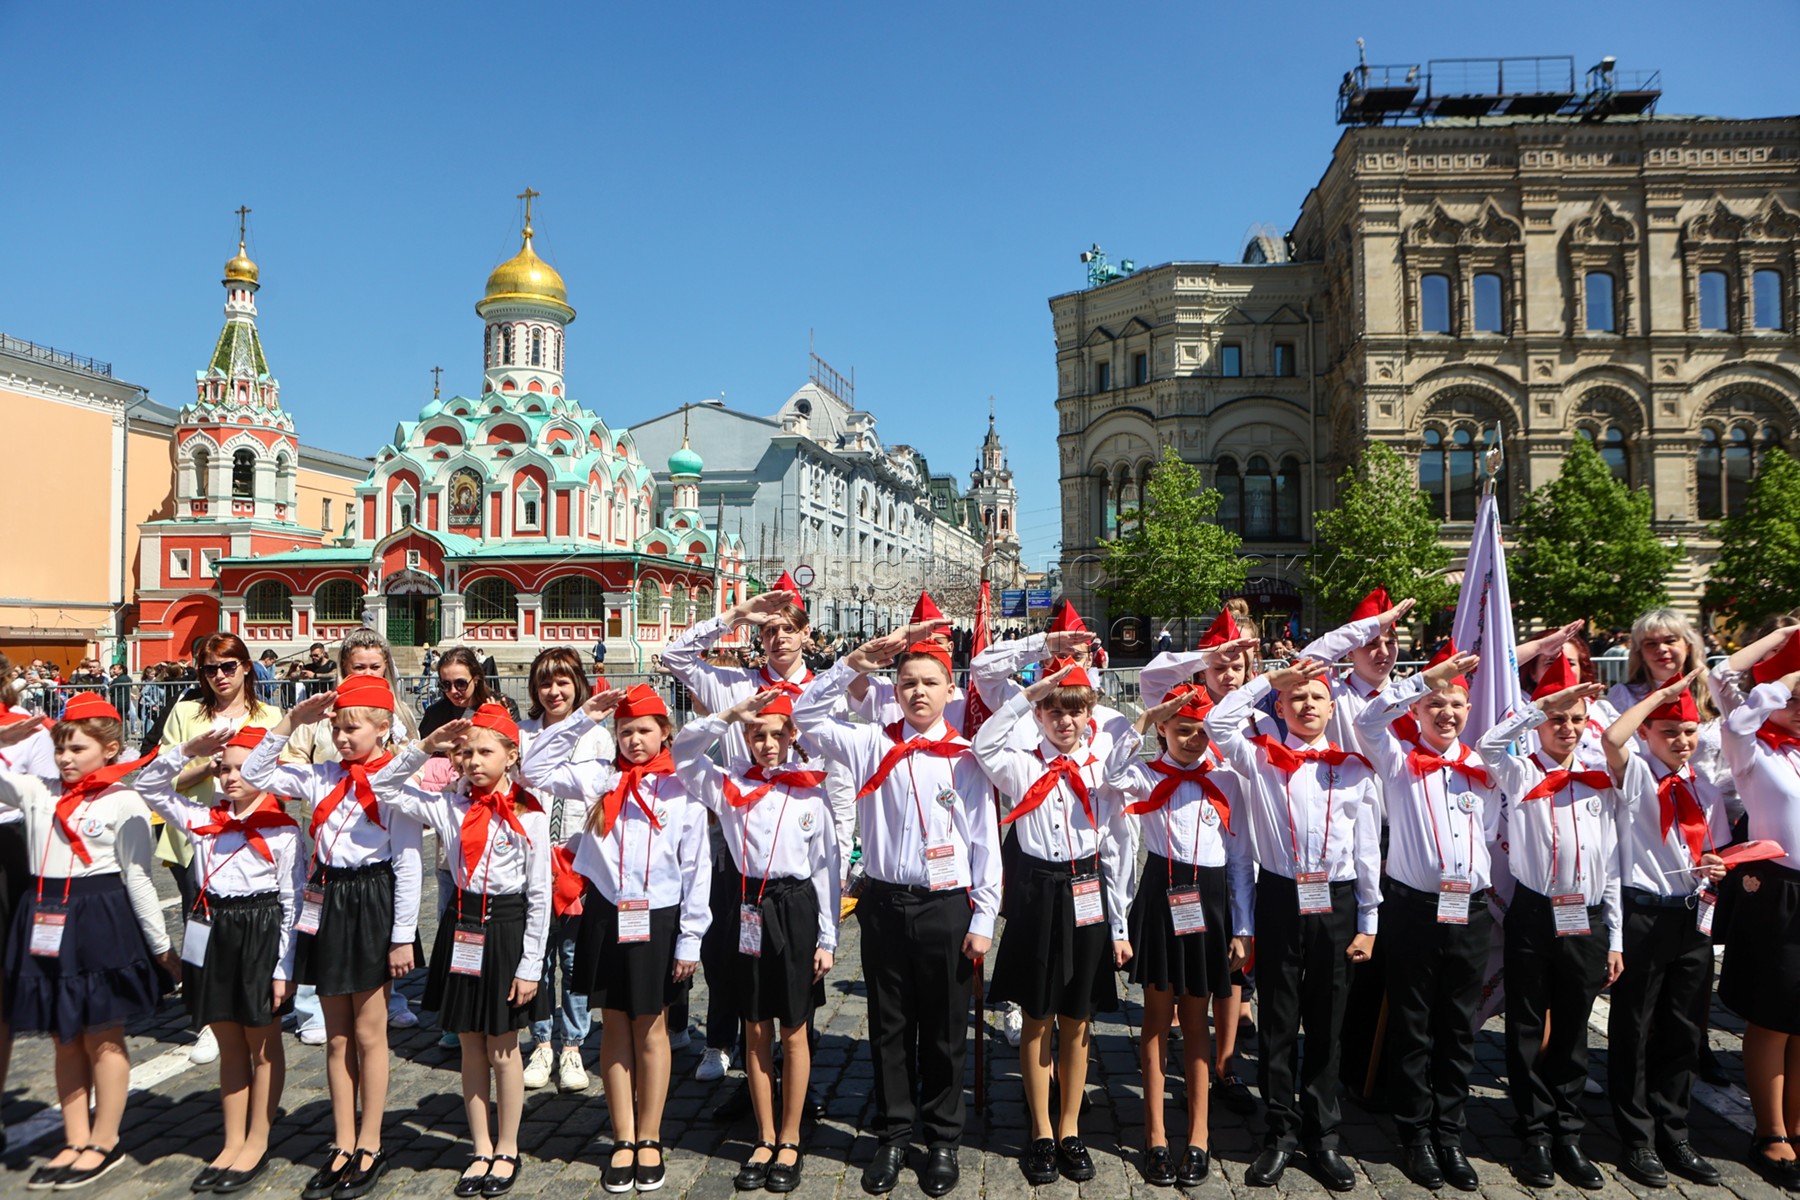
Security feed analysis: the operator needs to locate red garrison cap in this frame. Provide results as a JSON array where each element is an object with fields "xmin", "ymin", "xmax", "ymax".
[
  {"xmin": 1048, "ymin": 599, "xmax": 1087, "ymax": 635},
  {"xmin": 1197, "ymin": 608, "xmax": 1241, "ymax": 650},
  {"xmin": 1161, "ymin": 684, "xmax": 1213, "ymax": 721},
  {"xmin": 759, "ymin": 694, "xmax": 794, "ymax": 718},
  {"xmin": 614, "ymin": 684, "xmax": 669, "ymax": 721},
  {"xmin": 911, "ymin": 591, "xmax": 943, "ymax": 623},
  {"xmin": 1043, "ymin": 656, "xmax": 1094, "ymax": 689},
  {"xmin": 1531, "ymin": 651, "xmax": 1580, "ymax": 701},
  {"xmin": 334, "ymin": 674, "xmax": 395, "ymax": 712},
  {"xmin": 59, "ymin": 693, "xmax": 121, "ymax": 723},
  {"xmin": 1349, "ymin": 587, "xmax": 1392, "ymax": 623},
  {"xmin": 903, "ymin": 641, "xmax": 953, "ymax": 675},
  {"xmin": 470, "ymin": 702, "xmax": 520, "ymax": 744},
  {"xmin": 1752, "ymin": 629, "xmax": 1800, "ymax": 686},
  {"xmin": 225, "ymin": 726, "xmax": 269, "ymax": 751},
  {"xmin": 1647, "ymin": 689, "xmax": 1700, "ymax": 724},
  {"xmin": 1426, "ymin": 640, "xmax": 1470, "ymax": 692},
  {"xmin": 771, "ymin": 571, "xmax": 804, "ymax": 610}
]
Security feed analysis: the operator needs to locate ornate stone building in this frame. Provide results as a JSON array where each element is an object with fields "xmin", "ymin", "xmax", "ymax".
[{"xmin": 1056, "ymin": 109, "xmax": 1800, "ymax": 647}]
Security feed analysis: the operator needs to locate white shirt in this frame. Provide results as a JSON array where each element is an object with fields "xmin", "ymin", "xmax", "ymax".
[
  {"xmin": 1105, "ymin": 730, "xmax": 1255, "ymax": 937},
  {"xmin": 1204, "ymin": 675, "xmax": 1384, "ymax": 934},
  {"xmin": 1614, "ymin": 750, "xmax": 1731, "ymax": 897},
  {"xmin": 1355, "ymin": 674, "xmax": 1501, "ymax": 894},
  {"xmin": 1477, "ymin": 700, "xmax": 1625, "ymax": 950},
  {"xmin": 972, "ymin": 693, "xmax": 1132, "ymax": 940},
  {"xmin": 519, "ymin": 710, "xmax": 712, "ymax": 959},
  {"xmin": 1301, "ymin": 614, "xmax": 1392, "ymax": 766},
  {"xmin": 1138, "ymin": 649, "xmax": 1283, "ymax": 747},
  {"xmin": 372, "ymin": 745, "xmax": 552, "ymax": 980},
  {"xmin": 0, "ymin": 726, "xmax": 56, "ymax": 824},
  {"xmin": 852, "ymin": 675, "xmax": 968, "ymax": 734},
  {"xmin": 240, "ymin": 733, "xmax": 425, "ymax": 944},
  {"xmin": 671, "ymin": 715, "xmax": 842, "ymax": 951},
  {"xmin": 1607, "ymin": 680, "xmax": 1732, "ymax": 801},
  {"xmin": 518, "ymin": 715, "xmax": 613, "ymax": 843},
  {"xmin": 0, "ymin": 770, "xmax": 171, "ymax": 953},
  {"xmin": 793, "ymin": 661, "xmax": 1002, "ymax": 939},
  {"xmin": 137, "ymin": 749, "xmax": 307, "ymax": 978},
  {"xmin": 659, "ymin": 614, "xmax": 815, "ymax": 768},
  {"xmin": 1714, "ymin": 673, "xmax": 1800, "ymax": 873}
]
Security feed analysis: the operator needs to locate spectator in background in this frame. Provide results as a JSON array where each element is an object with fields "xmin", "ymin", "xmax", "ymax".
[
  {"xmin": 302, "ymin": 642, "xmax": 335, "ymax": 681},
  {"xmin": 253, "ymin": 649, "xmax": 279, "ymax": 702},
  {"xmin": 592, "ymin": 636, "xmax": 606, "ymax": 670},
  {"xmin": 481, "ymin": 651, "xmax": 499, "ymax": 690},
  {"xmin": 419, "ymin": 646, "xmax": 518, "ymax": 737}
]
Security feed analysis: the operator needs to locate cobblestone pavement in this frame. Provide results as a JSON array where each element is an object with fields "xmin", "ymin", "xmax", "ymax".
[{"xmin": 1, "ymin": 856, "xmax": 1788, "ymax": 1200}]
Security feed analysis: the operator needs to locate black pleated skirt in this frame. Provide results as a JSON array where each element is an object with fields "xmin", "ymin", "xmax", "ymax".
[
  {"xmin": 0, "ymin": 822, "xmax": 30, "ymax": 963},
  {"xmin": 1719, "ymin": 860, "xmax": 1800, "ymax": 1035},
  {"xmin": 1127, "ymin": 855, "xmax": 1233, "ymax": 999},
  {"xmin": 293, "ymin": 860, "xmax": 396, "ymax": 997},
  {"xmin": 720, "ymin": 870, "xmax": 825, "ymax": 1025},
  {"xmin": 571, "ymin": 883, "xmax": 680, "ymax": 1017},
  {"xmin": 4, "ymin": 874, "xmax": 164, "ymax": 1042},
  {"xmin": 987, "ymin": 852, "xmax": 1117, "ymax": 1020},
  {"xmin": 184, "ymin": 891, "xmax": 292, "ymax": 1029},
  {"xmin": 425, "ymin": 890, "xmax": 552, "ymax": 1036}
]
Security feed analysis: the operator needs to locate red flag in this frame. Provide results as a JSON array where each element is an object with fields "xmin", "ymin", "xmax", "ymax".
[{"xmin": 963, "ymin": 581, "xmax": 994, "ymax": 739}]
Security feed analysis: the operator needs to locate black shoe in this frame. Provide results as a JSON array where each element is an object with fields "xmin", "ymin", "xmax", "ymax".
[
  {"xmin": 1057, "ymin": 1137, "xmax": 1096, "ymax": 1183},
  {"xmin": 635, "ymin": 1141, "xmax": 666, "ymax": 1193},
  {"xmin": 302, "ymin": 1147, "xmax": 354, "ymax": 1200},
  {"xmin": 1022, "ymin": 1139, "xmax": 1058, "ymax": 1186},
  {"xmin": 1514, "ymin": 1145, "xmax": 1554, "ymax": 1189},
  {"xmin": 481, "ymin": 1155, "xmax": 519, "ymax": 1197},
  {"xmin": 765, "ymin": 1143, "xmax": 802, "ymax": 1194},
  {"xmin": 454, "ymin": 1157, "xmax": 492, "ymax": 1198},
  {"xmin": 1746, "ymin": 1137, "xmax": 1800, "ymax": 1190},
  {"xmin": 1552, "ymin": 1144, "xmax": 1605, "ymax": 1190},
  {"xmin": 601, "ymin": 1143, "xmax": 636, "ymax": 1195},
  {"xmin": 861, "ymin": 1144, "xmax": 906, "ymax": 1195},
  {"xmin": 1621, "ymin": 1147, "xmax": 1669, "ymax": 1188},
  {"xmin": 1215, "ymin": 1074, "xmax": 1257, "ymax": 1116},
  {"xmin": 1309, "ymin": 1148, "xmax": 1356, "ymax": 1192},
  {"xmin": 735, "ymin": 1142, "xmax": 776, "ymax": 1192},
  {"xmin": 1659, "ymin": 1140, "xmax": 1721, "ymax": 1186},
  {"xmin": 1246, "ymin": 1148, "xmax": 1291, "ymax": 1187},
  {"xmin": 709, "ymin": 1083, "xmax": 752, "ymax": 1123},
  {"xmin": 918, "ymin": 1147, "xmax": 959, "ymax": 1197},
  {"xmin": 1177, "ymin": 1146, "xmax": 1210, "ymax": 1187},
  {"xmin": 213, "ymin": 1157, "xmax": 269, "ymax": 1195},
  {"xmin": 1142, "ymin": 1146, "xmax": 1176, "ymax": 1187},
  {"xmin": 190, "ymin": 1164, "xmax": 227, "ymax": 1193},
  {"xmin": 1401, "ymin": 1144, "xmax": 1445, "ymax": 1190},
  {"xmin": 53, "ymin": 1144, "xmax": 127, "ymax": 1190},
  {"xmin": 1436, "ymin": 1144, "xmax": 1480, "ymax": 1192},
  {"xmin": 803, "ymin": 1086, "xmax": 825, "ymax": 1121},
  {"xmin": 332, "ymin": 1148, "xmax": 390, "ymax": 1200}
]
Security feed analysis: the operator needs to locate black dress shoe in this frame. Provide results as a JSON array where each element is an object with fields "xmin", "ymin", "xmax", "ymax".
[
  {"xmin": 1022, "ymin": 1139, "xmax": 1058, "ymax": 1186},
  {"xmin": 1435, "ymin": 1144, "xmax": 1480, "ymax": 1192},
  {"xmin": 190, "ymin": 1164, "xmax": 227, "ymax": 1193},
  {"xmin": 1401, "ymin": 1144, "xmax": 1445, "ymax": 1190},
  {"xmin": 861, "ymin": 1144, "xmax": 906, "ymax": 1196},
  {"xmin": 634, "ymin": 1141, "xmax": 666, "ymax": 1193},
  {"xmin": 1658, "ymin": 1140, "xmax": 1721, "ymax": 1185},
  {"xmin": 1745, "ymin": 1137, "xmax": 1800, "ymax": 1189},
  {"xmin": 1057, "ymin": 1137, "xmax": 1096, "ymax": 1183},
  {"xmin": 213, "ymin": 1157, "xmax": 269, "ymax": 1194},
  {"xmin": 735, "ymin": 1142, "xmax": 775, "ymax": 1191},
  {"xmin": 918, "ymin": 1146, "xmax": 960, "ymax": 1197},
  {"xmin": 601, "ymin": 1143, "xmax": 636, "ymax": 1195},
  {"xmin": 765, "ymin": 1143, "xmax": 803, "ymax": 1194},
  {"xmin": 1177, "ymin": 1146, "xmax": 1211, "ymax": 1187},
  {"xmin": 333, "ymin": 1148, "xmax": 390, "ymax": 1200},
  {"xmin": 1514, "ymin": 1145, "xmax": 1554, "ymax": 1188},
  {"xmin": 709, "ymin": 1082, "xmax": 752, "ymax": 1123},
  {"xmin": 53, "ymin": 1144, "xmax": 127, "ymax": 1190},
  {"xmin": 1246, "ymin": 1148, "xmax": 1291, "ymax": 1187},
  {"xmin": 1621, "ymin": 1147, "xmax": 1669, "ymax": 1188},
  {"xmin": 1142, "ymin": 1146, "xmax": 1176, "ymax": 1187},
  {"xmin": 302, "ymin": 1147, "xmax": 354, "ymax": 1200},
  {"xmin": 481, "ymin": 1155, "xmax": 520, "ymax": 1197},
  {"xmin": 1552, "ymin": 1144, "xmax": 1605, "ymax": 1190},
  {"xmin": 454, "ymin": 1157, "xmax": 492, "ymax": 1198},
  {"xmin": 1310, "ymin": 1148, "xmax": 1356, "ymax": 1192}
]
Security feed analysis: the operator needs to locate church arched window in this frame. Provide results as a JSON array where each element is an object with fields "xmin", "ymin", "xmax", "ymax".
[
  {"xmin": 501, "ymin": 326, "xmax": 514, "ymax": 364},
  {"xmin": 232, "ymin": 449, "xmax": 256, "ymax": 499},
  {"xmin": 530, "ymin": 329, "xmax": 543, "ymax": 367},
  {"xmin": 191, "ymin": 446, "xmax": 211, "ymax": 498}
]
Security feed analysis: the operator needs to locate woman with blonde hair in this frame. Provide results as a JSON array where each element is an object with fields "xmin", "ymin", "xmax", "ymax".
[{"xmin": 1607, "ymin": 608, "xmax": 1726, "ymax": 789}]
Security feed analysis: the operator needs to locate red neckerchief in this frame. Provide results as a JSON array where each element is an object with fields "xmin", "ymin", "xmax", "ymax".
[
  {"xmin": 758, "ymin": 666, "xmax": 814, "ymax": 697},
  {"xmin": 1128, "ymin": 757, "xmax": 1230, "ymax": 829},
  {"xmin": 309, "ymin": 752, "xmax": 394, "ymax": 839},
  {"xmin": 1392, "ymin": 713, "xmax": 1423, "ymax": 747},
  {"xmin": 1002, "ymin": 748, "xmax": 1096, "ymax": 827},
  {"xmin": 1756, "ymin": 723, "xmax": 1800, "ymax": 755},
  {"xmin": 462, "ymin": 782, "xmax": 537, "ymax": 879},
  {"xmin": 1521, "ymin": 761, "xmax": 1612, "ymax": 802},
  {"xmin": 1251, "ymin": 734, "xmax": 1370, "ymax": 775},
  {"xmin": 598, "ymin": 751, "xmax": 673, "ymax": 837},
  {"xmin": 1407, "ymin": 742, "xmax": 1494, "ymax": 789},
  {"xmin": 856, "ymin": 722, "xmax": 964, "ymax": 799},
  {"xmin": 55, "ymin": 752, "xmax": 157, "ymax": 865},
  {"xmin": 726, "ymin": 764, "xmax": 830, "ymax": 809},
  {"xmin": 191, "ymin": 794, "xmax": 298, "ymax": 863},
  {"xmin": 1655, "ymin": 767, "xmax": 1708, "ymax": 865}
]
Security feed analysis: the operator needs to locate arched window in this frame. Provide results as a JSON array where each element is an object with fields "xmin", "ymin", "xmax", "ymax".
[
  {"xmin": 232, "ymin": 448, "xmax": 256, "ymax": 498},
  {"xmin": 1421, "ymin": 273, "xmax": 1452, "ymax": 333},
  {"xmin": 530, "ymin": 329, "xmax": 543, "ymax": 367},
  {"xmin": 501, "ymin": 326, "xmax": 514, "ymax": 363},
  {"xmin": 671, "ymin": 583, "xmax": 690, "ymax": 626},
  {"xmin": 1697, "ymin": 427, "xmax": 1722, "ymax": 520},
  {"xmin": 1243, "ymin": 456, "xmax": 1275, "ymax": 539},
  {"xmin": 1699, "ymin": 270, "xmax": 1729, "ymax": 331},
  {"xmin": 637, "ymin": 579, "xmax": 662, "ymax": 623},
  {"xmin": 1448, "ymin": 428, "xmax": 1479, "ymax": 520},
  {"xmin": 1419, "ymin": 429, "xmax": 1445, "ymax": 515},
  {"xmin": 1472, "ymin": 273, "xmax": 1504, "ymax": 333},
  {"xmin": 1275, "ymin": 457, "xmax": 1303, "ymax": 539},
  {"xmin": 314, "ymin": 579, "xmax": 360, "ymax": 623},
  {"xmin": 464, "ymin": 577, "xmax": 518, "ymax": 624},
  {"xmin": 1216, "ymin": 457, "xmax": 1241, "ymax": 533},
  {"xmin": 543, "ymin": 576, "xmax": 606, "ymax": 621},
  {"xmin": 694, "ymin": 585, "xmax": 712, "ymax": 620},
  {"xmin": 191, "ymin": 446, "xmax": 211, "ymax": 498},
  {"xmin": 245, "ymin": 580, "xmax": 292, "ymax": 623},
  {"xmin": 275, "ymin": 452, "xmax": 293, "ymax": 505},
  {"xmin": 1420, "ymin": 427, "xmax": 1501, "ymax": 521},
  {"xmin": 1755, "ymin": 270, "xmax": 1786, "ymax": 330},
  {"xmin": 1586, "ymin": 271, "xmax": 1617, "ymax": 333}
]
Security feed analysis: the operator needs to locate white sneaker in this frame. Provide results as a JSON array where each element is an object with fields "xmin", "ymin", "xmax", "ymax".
[
  {"xmin": 695, "ymin": 1047, "xmax": 730, "ymax": 1082},
  {"xmin": 387, "ymin": 1000, "xmax": 419, "ymax": 1029},
  {"xmin": 189, "ymin": 1026, "xmax": 220, "ymax": 1065},
  {"xmin": 298, "ymin": 1026, "xmax": 327, "ymax": 1047},
  {"xmin": 523, "ymin": 1042, "xmax": 554, "ymax": 1089},
  {"xmin": 668, "ymin": 1025, "xmax": 693, "ymax": 1051},
  {"xmin": 558, "ymin": 1047, "xmax": 590, "ymax": 1092},
  {"xmin": 1002, "ymin": 1003, "xmax": 1023, "ymax": 1048}
]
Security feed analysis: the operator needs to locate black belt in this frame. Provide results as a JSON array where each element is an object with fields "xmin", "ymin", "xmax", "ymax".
[
  {"xmin": 1388, "ymin": 878, "xmax": 1493, "ymax": 907},
  {"xmin": 863, "ymin": 878, "xmax": 964, "ymax": 900},
  {"xmin": 200, "ymin": 889, "xmax": 280, "ymax": 911},
  {"xmin": 1624, "ymin": 886, "xmax": 1700, "ymax": 910}
]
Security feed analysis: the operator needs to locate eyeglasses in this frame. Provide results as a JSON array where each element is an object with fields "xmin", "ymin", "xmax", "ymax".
[
  {"xmin": 200, "ymin": 661, "xmax": 243, "ymax": 677},
  {"xmin": 443, "ymin": 677, "xmax": 474, "ymax": 692}
]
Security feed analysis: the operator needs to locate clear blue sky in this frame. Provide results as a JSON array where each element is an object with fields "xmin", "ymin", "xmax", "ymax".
[{"xmin": 4, "ymin": 2, "xmax": 1794, "ymax": 570}]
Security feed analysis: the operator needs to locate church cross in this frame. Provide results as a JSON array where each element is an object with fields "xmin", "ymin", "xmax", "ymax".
[
  {"xmin": 517, "ymin": 187, "xmax": 540, "ymax": 229},
  {"xmin": 431, "ymin": 365, "xmax": 443, "ymax": 400},
  {"xmin": 234, "ymin": 205, "xmax": 251, "ymax": 243}
]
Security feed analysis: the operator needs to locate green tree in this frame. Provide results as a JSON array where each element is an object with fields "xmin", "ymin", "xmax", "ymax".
[
  {"xmin": 1099, "ymin": 444, "xmax": 1246, "ymax": 621},
  {"xmin": 1705, "ymin": 446, "xmax": 1800, "ymax": 630},
  {"xmin": 1511, "ymin": 434, "xmax": 1679, "ymax": 630},
  {"xmin": 1308, "ymin": 441, "xmax": 1457, "ymax": 625}
]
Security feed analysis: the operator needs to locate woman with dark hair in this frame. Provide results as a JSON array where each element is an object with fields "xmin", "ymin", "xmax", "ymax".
[{"xmin": 421, "ymin": 648, "xmax": 517, "ymax": 738}]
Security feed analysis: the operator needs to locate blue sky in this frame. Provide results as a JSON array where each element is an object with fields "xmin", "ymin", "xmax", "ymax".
[{"xmin": 3, "ymin": 2, "xmax": 1795, "ymax": 570}]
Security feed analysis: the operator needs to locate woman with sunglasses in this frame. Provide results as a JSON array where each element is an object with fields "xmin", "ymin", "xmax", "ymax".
[{"xmin": 422, "ymin": 649, "xmax": 518, "ymax": 740}]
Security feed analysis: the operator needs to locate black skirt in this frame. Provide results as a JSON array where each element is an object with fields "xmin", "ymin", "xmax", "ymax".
[
  {"xmin": 1719, "ymin": 860, "xmax": 1800, "ymax": 1035},
  {"xmin": 987, "ymin": 851, "xmax": 1118, "ymax": 1020},
  {"xmin": 720, "ymin": 869, "xmax": 825, "ymax": 1025},
  {"xmin": 425, "ymin": 890, "xmax": 552, "ymax": 1036},
  {"xmin": 294, "ymin": 860, "xmax": 396, "ymax": 997},
  {"xmin": 4, "ymin": 874, "xmax": 164, "ymax": 1042},
  {"xmin": 1127, "ymin": 855, "xmax": 1233, "ymax": 999},
  {"xmin": 571, "ymin": 883, "xmax": 681, "ymax": 1018},
  {"xmin": 184, "ymin": 891, "xmax": 293, "ymax": 1029},
  {"xmin": 0, "ymin": 822, "xmax": 30, "ymax": 963}
]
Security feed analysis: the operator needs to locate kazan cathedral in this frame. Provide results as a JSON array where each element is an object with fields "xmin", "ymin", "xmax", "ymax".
[{"xmin": 133, "ymin": 203, "xmax": 747, "ymax": 669}]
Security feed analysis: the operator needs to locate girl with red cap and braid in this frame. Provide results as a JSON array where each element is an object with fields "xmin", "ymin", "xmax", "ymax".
[
  {"xmin": 521, "ymin": 683, "xmax": 710, "ymax": 1195},
  {"xmin": 372, "ymin": 704, "xmax": 549, "ymax": 1197},
  {"xmin": 138, "ymin": 724, "xmax": 307, "ymax": 1193},
  {"xmin": 0, "ymin": 693, "xmax": 173, "ymax": 1189}
]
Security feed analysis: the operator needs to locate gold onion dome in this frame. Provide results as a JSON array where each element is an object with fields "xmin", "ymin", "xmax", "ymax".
[
  {"xmin": 482, "ymin": 223, "xmax": 572, "ymax": 317},
  {"xmin": 223, "ymin": 239, "xmax": 258, "ymax": 285}
]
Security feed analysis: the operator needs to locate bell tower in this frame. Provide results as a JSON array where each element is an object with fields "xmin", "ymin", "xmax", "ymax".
[{"xmin": 477, "ymin": 188, "xmax": 575, "ymax": 401}]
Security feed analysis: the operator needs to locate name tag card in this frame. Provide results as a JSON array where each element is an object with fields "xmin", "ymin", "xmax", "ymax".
[
  {"xmin": 1168, "ymin": 888, "xmax": 1207, "ymax": 936},
  {"xmin": 1071, "ymin": 874, "xmax": 1105, "ymax": 927},
  {"xmin": 617, "ymin": 898, "xmax": 651, "ymax": 943},
  {"xmin": 1437, "ymin": 875, "xmax": 1472, "ymax": 925},
  {"xmin": 1696, "ymin": 890, "xmax": 1717, "ymax": 937},
  {"xmin": 181, "ymin": 914, "xmax": 212, "ymax": 967},
  {"xmin": 925, "ymin": 840, "xmax": 962, "ymax": 892},
  {"xmin": 450, "ymin": 926, "xmax": 485, "ymax": 975},
  {"xmin": 296, "ymin": 888, "xmax": 325, "ymax": 935},
  {"xmin": 1296, "ymin": 870, "xmax": 1332, "ymax": 915},
  {"xmin": 1552, "ymin": 893, "xmax": 1591, "ymax": 937},
  {"xmin": 738, "ymin": 904, "xmax": 764, "ymax": 956},
  {"xmin": 30, "ymin": 905, "xmax": 67, "ymax": 957}
]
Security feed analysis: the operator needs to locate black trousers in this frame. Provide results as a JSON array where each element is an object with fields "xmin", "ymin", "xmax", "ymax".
[
  {"xmin": 1254, "ymin": 872, "xmax": 1357, "ymax": 1151},
  {"xmin": 698, "ymin": 851, "xmax": 743, "ymax": 1055},
  {"xmin": 1504, "ymin": 886, "xmax": 1608, "ymax": 1147},
  {"xmin": 1382, "ymin": 880, "xmax": 1494, "ymax": 1147},
  {"xmin": 857, "ymin": 883, "xmax": 974, "ymax": 1148},
  {"xmin": 1607, "ymin": 889, "xmax": 1712, "ymax": 1149}
]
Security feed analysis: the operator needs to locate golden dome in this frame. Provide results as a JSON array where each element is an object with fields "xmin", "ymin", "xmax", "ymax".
[
  {"xmin": 481, "ymin": 223, "xmax": 573, "ymax": 318},
  {"xmin": 223, "ymin": 239, "xmax": 258, "ymax": 285}
]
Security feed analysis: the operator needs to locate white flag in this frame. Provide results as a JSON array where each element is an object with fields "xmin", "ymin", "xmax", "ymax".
[{"xmin": 1450, "ymin": 491, "xmax": 1521, "ymax": 738}]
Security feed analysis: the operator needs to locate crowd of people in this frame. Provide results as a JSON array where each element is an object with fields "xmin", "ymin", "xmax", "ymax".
[{"xmin": 0, "ymin": 575, "xmax": 1796, "ymax": 1200}]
